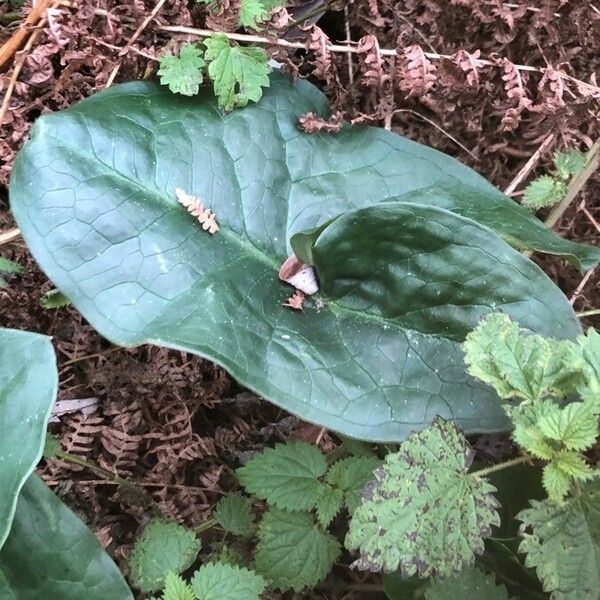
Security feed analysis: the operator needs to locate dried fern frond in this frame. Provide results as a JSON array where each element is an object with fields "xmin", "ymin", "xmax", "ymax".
[
  {"xmin": 283, "ymin": 290, "xmax": 305, "ymax": 311},
  {"xmin": 176, "ymin": 188, "xmax": 219, "ymax": 234}
]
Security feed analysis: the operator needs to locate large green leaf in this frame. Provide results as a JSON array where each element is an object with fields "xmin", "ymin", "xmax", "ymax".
[
  {"xmin": 0, "ymin": 475, "xmax": 132, "ymax": 599},
  {"xmin": 0, "ymin": 328, "xmax": 57, "ymax": 548},
  {"xmin": 9, "ymin": 74, "xmax": 590, "ymax": 441}
]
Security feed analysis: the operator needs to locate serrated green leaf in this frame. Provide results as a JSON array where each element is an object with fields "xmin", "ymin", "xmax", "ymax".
[
  {"xmin": 522, "ymin": 175, "xmax": 566, "ymax": 211},
  {"xmin": 325, "ymin": 456, "xmax": 381, "ymax": 513},
  {"xmin": 255, "ymin": 509, "xmax": 341, "ymax": 591},
  {"xmin": 510, "ymin": 399, "xmax": 559, "ymax": 460},
  {"xmin": 346, "ymin": 418, "xmax": 500, "ymax": 578},
  {"xmin": 213, "ymin": 493, "xmax": 254, "ymax": 536},
  {"xmin": 573, "ymin": 328, "xmax": 600, "ymax": 403},
  {"xmin": 161, "ymin": 572, "xmax": 194, "ymax": 600},
  {"xmin": 129, "ymin": 520, "xmax": 201, "ymax": 592},
  {"xmin": 553, "ymin": 150, "xmax": 586, "ymax": 180},
  {"xmin": 424, "ymin": 567, "xmax": 509, "ymax": 600},
  {"xmin": 518, "ymin": 481, "xmax": 600, "ymax": 599},
  {"xmin": 40, "ymin": 288, "xmax": 71, "ymax": 309},
  {"xmin": 204, "ymin": 35, "xmax": 270, "ymax": 110},
  {"xmin": 237, "ymin": 442, "xmax": 327, "ymax": 511},
  {"xmin": 0, "ymin": 328, "xmax": 57, "ymax": 549},
  {"xmin": 0, "ymin": 475, "xmax": 133, "ymax": 599},
  {"xmin": 190, "ymin": 562, "xmax": 266, "ymax": 600},
  {"xmin": 537, "ymin": 401, "xmax": 599, "ymax": 451},
  {"xmin": 10, "ymin": 75, "xmax": 597, "ymax": 443},
  {"xmin": 542, "ymin": 462, "xmax": 573, "ymax": 502},
  {"xmin": 463, "ymin": 313, "xmax": 579, "ymax": 402},
  {"xmin": 158, "ymin": 44, "xmax": 205, "ymax": 97},
  {"xmin": 239, "ymin": 0, "xmax": 283, "ymax": 28},
  {"xmin": 314, "ymin": 484, "xmax": 344, "ymax": 527}
]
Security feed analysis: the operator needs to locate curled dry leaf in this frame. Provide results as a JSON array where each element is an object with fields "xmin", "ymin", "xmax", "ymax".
[
  {"xmin": 396, "ymin": 44, "xmax": 437, "ymax": 98},
  {"xmin": 499, "ymin": 57, "xmax": 532, "ymax": 131},
  {"xmin": 278, "ymin": 255, "xmax": 319, "ymax": 295},
  {"xmin": 298, "ymin": 111, "xmax": 344, "ymax": 133},
  {"xmin": 283, "ymin": 290, "xmax": 305, "ymax": 311},
  {"xmin": 357, "ymin": 34, "xmax": 390, "ymax": 88},
  {"xmin": 175, "ymin": 188, "xmax": 219, "ymax": 234}
]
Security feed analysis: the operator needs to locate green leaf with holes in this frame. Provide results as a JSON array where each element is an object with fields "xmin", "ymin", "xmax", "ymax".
[
  {"xmin": 10, "ymin": 74, "xmax": 592, "ymax": 442},
  {"xmin": 0, "ymin": 475, "xmax": 132, "ymax": 599},
  {"xmin": 0, "ymin": 328, "xmax": 57, "ymax": 549}
]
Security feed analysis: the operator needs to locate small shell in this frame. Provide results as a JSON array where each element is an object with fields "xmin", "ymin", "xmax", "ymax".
[{"xmin": 278, "ymin": 255, "xmax": 319, "ymax": 295}]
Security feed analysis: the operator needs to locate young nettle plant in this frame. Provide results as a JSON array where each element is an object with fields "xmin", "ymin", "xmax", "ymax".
[
  {"xmin": 348, "ymin": 314, "xmax": 600, "ymax": 599},
  {"xmin": 128, "ymin": 443, "xmax": 382, "ymax": 595}
]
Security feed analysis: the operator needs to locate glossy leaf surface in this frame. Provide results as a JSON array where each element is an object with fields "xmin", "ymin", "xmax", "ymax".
[
  {"xmin": 0, "ymin": 475, "xmax": 132, "ymax": 599},
  {"xmin": 10, "ymin": 75, "xmax": 587, "ymax": 441},
  {"xmin": 0, "ymin": 328, "xmax": 57, "ymax": 548}
]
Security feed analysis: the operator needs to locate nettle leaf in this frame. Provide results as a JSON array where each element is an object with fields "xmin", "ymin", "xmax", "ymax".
[
  {"xmin": 237, "ymin": 442, "xmax": 327, "ymax": 511},
  {"xmin": 161, "ymin": 572, "xmax": 195, "ymax": 600},
  {"xmin": 129, "ymin": 520, "xmax": 201, "ymax": 592},
  {"xmin": 518, "ymin": 481, "xmax": 600, "ymax": 599},
  {"xmin": 10, "ymin": 75, "xmax": 595, "ymax": 442},
  {"xmin": 213, "ymin": 493, "xmax": 254, "ymax": 536},
  {"xmin": 522, "ymin": 175, "xmax": 566, "ymax": 211},
  {"xmin": 424, "ymin": 567, "xmax": 509, "ymax": 600},
  {"xmin": 325, "ymin": 456, "xmax": 382, "ymax": 513},
  {"xmin": 314, "ymin": 484, "xmax": 344, "ymax": 527},
  {"xmin": 573, "ymin": 328, "xmax": 600, "ymax": 403},
  {"xmin": 0, "ymin": 475, "xmax": 132, "ymax": 599},
  {"xmin": 463, "ymin": 313, "xmax": 579, "ymax": 402},
  {"xmin": 537, "ymin": 400, "xmax": 599, "ymax": 451},
  {"xmin": 553, "ymin": 150, "xmax": 586, "ymax": 180},
  {"xmin": 255, "ymin": 508, "xmax": 341, "ymax": 591},
  {"xmin": 190, "ymin": 562, "xmax": 266, "ymax": 600},
  {"xmin": 204, "ymin": 35, "xmax": 270, "ymax": 110},
  {"xmin": 346, "ymin": 418, "xmax": 499, "ymax": 578},
  {"xmin": 158, "ymin": 44, "xmax": 205, "ymax": 97},
  {"xmin": 0, "ymin": 328, "xmax": 57, "ymax": 548},
  {"xmin": 239, "ymin": 0, "xmax": 282, "ymax": 27}
]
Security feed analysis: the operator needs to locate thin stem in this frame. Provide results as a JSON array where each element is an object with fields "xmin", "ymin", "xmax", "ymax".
[
  {"xmin": 0, "ymin": 227, "xmax": 21, "ymax": 246},
  {"xmin": 193, "ymin": 517, "xmax": 217, "ymax": 534},
  {"xmin": 577, "ymin": 308, "xmax": 600, "ymax": 318},
  {"xmin": 54, "ymin": 450, "xmax": 140, "ymax": 494},
  {"xmin": 471, "ymin": 453, "xmax": 534, "ymax": 478}
]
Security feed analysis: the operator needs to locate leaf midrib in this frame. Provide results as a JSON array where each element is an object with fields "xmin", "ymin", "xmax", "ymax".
[{"xmin": 35, "ymin": 131, "xmax": 464, "ymax": 346}]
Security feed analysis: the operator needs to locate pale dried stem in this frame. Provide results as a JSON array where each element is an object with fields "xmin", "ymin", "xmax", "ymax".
[
  {"xmin": 579, "ymin": 200, "xmax": 600, "ymax": 234},
  {"xmin": 343, "ymin": 6, "xmax": 353, "ymax": 86},
  {"xmin": 0, "ymin": 227, "xmax": 21, "ymax": 245},
  {"xmin": 158, "ymin": 25, "xmax": 600, "ymax": 96},
  {"xmin": 570, "ymin": 268, "xmax": 596, "ymax": 306},
  {"xmin": 504, "ymin": 133, "xmax": 555, "ymax": 195},
  {"xmin": 0, "ymin": 27, "xmax": 43, "ymax": 126}
]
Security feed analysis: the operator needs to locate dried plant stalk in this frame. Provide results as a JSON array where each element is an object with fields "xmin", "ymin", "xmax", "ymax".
[{"xmin": 175, "ymin": 188, "xmax": 219, "ymax": 234}]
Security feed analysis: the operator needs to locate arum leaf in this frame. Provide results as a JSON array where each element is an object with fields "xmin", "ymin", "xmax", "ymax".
[
  {"xmin": 0, "ymin": 328, "xmax": 57, "ymax": 548},
  {"xmin": 0, "ymin": 475, "xmax": 132, "ymax": 599},
  {"xmin": 9, "ymin": 75, "xmax": 590, "ymax": 442}
]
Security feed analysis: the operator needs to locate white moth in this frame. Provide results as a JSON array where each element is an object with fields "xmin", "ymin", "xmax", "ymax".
[{"xmin": 278, "ymin": 255, "xmax": 319, "ymax": 295}]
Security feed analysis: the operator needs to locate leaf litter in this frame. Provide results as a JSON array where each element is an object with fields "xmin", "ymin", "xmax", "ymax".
[{"xmin": 0, "ymin": 0, "xmax": 599, "ymax": 596}]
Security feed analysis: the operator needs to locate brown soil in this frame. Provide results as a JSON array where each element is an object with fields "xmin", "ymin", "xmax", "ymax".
[{"xmin": 1, "ymin": 1, "xmax": 599, "ymax": 597}]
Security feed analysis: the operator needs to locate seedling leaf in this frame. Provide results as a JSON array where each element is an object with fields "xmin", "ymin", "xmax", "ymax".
[
  {"xmin": 204, "ymin": 35, "xmax": 270, "ymax": 110},
  {"xmin": 158, "ymin": 44, "xmax": 205, "ymax": 97},
  {"xmin": 314, "ymin": 484, "xmax": 344, "ymax": 527},
  {"xmin": 237, "ymin": 441, "xmax": 327, "ymax": 511},
  {"xmin": 129, "ymin": 519, "xmax": 201, "ymax": 592},
  {"xmin": 190, "ymin": 562, "xmax": 266, "ymax": 600},
  {"xmin": 346, "ymin": 418, "xmax": 500, "ymax": 577},
  {"xmin": 553, "ymin": 150, "xmax": 586, "ymax": 180},
  {"xmin": 255, "ymin": 508, "xmax": 341, "ymax": 590},
  {"xmin": 214, "ymin": 493, "xmax": 254, "ymax": 536},
  {"xmin": 161, "ymin": 572, "xmax": 195, "ymax": 600},
  {"xmin": 325, "ymin": 456, "xmax": 381, "ymax": 513}
]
